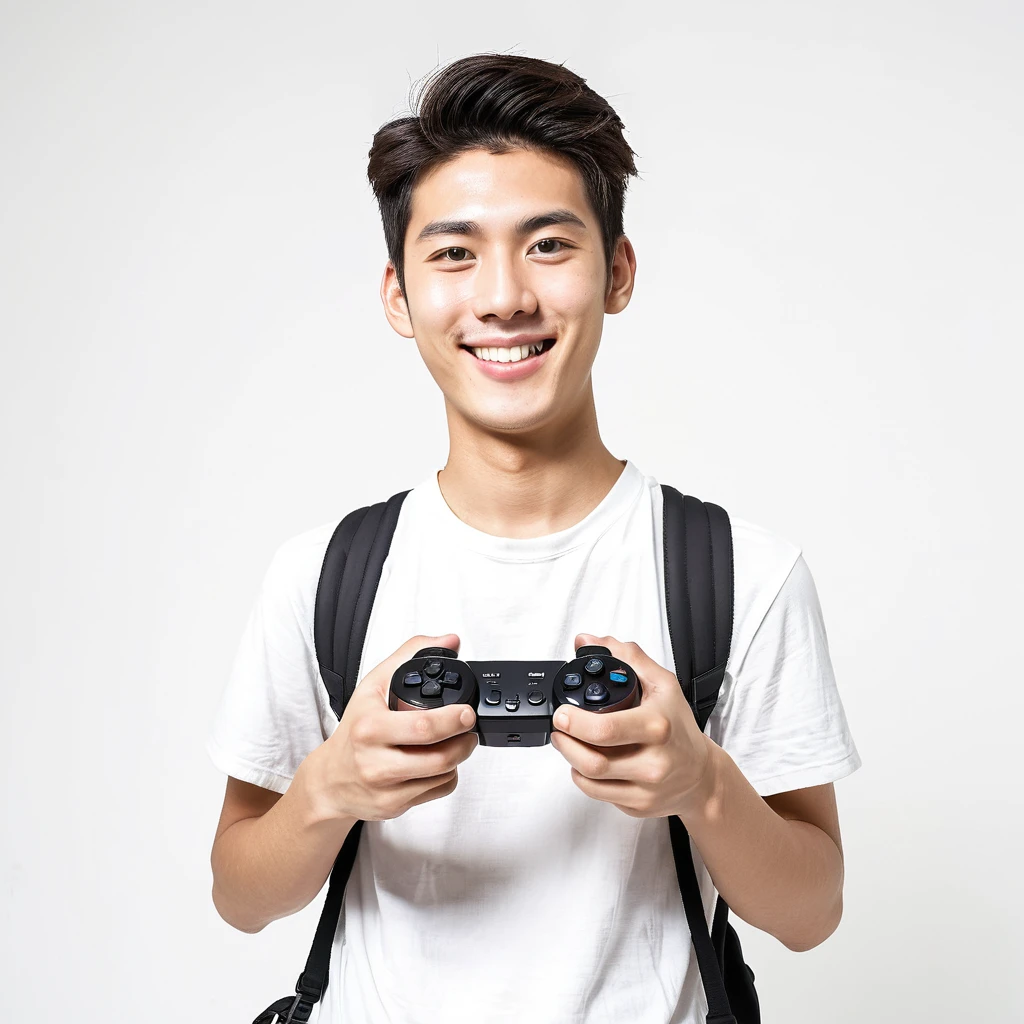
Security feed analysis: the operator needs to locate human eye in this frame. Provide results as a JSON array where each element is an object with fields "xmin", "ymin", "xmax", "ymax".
[
  {"xmin": 529, "ymin": 238, "xmax": 573, "ymax": 255},
  {"xmin": 432, "ymin": 246, "xmax": 474, "ymax": 262}
]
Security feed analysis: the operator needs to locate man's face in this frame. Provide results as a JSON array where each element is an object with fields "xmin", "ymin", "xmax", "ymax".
[{"xmin": 381, "ymin": 146, "xmax": 635, "ymax": 438}]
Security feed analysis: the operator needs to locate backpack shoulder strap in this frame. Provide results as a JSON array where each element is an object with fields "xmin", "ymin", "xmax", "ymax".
[
  {"xmin": 660, "ymin": 484, "xmax": 735, "ymax": 733},
  {"xmin": 661, "ymin": 483, "xmax": 746, "ymax": 1024},
  {"xmin": 252, "ymin": 488, "xmax": 411, "ymax": 1024},
  {"xmin": 313, "ymin": 489, "xmax": 411, "ymax": 720}
]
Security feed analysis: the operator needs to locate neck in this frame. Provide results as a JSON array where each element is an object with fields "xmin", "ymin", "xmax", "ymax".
[{"xmin": 436, "ymin": 383, "xmax": 626, "ymax": 539}]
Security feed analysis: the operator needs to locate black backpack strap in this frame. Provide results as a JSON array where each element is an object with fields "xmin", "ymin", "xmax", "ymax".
[
  {"xmin": 314, "ymin": 490, "xmax": 412, "ymax": 720},
  {"xmin": 661, "ymin": 485, "xmax": 734, "ymax": 732},
  {"xmin": 253, "ymin": 490, "xmax": 409, "ymax": 1024},
  {"xmin": 662, "ymin": 484, "xmax": 750, "ymax": 1024}
]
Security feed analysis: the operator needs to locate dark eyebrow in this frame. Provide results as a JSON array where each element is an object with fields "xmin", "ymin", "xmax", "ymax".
[{"xmin": 414, "ymin": 208, "xmax": 588, "ymax": 243}]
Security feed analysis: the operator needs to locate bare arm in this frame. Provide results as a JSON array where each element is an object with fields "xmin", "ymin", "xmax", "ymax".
[
  {"xmin": 209, "ymin": 633, "xmax": 478, "ymax": 934},
  {"xmin": 210, "ymin": 762, "xmax": 358, "ymax": 934},
  {"xmin": 684, "ymin": 742, "xmax": 845, "ymax": 952},
  {"xmin": 550, "ymin": 634, "xmax": 848, "ymax": 953}
]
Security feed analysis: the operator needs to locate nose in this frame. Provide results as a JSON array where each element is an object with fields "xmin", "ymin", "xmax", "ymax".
[{"xmin": 470, "ymin": 250, "xmax": 538, "ymax": 321}]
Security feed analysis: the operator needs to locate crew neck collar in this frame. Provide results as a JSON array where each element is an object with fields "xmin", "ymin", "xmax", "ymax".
[{"xmin": 422, "ymin": 460, "xmax": 644, "ymax": 563}]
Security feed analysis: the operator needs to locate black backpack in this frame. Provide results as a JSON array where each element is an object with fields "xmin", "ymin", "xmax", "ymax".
[{"xmin": 253, "ymin": 485, "xmax": 759, "ymax": 1024}]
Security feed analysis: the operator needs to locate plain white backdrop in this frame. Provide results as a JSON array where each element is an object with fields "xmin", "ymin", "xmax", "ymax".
[{"xmin": 2, "ymin": 2, "xmax": 1021, "ymax": 1020}]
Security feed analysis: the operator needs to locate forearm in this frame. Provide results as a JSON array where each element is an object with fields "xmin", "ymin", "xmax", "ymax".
[
  {"xmin": 680, "ymin": 740, "xmax": 844, "ymax": 952},
  {"xmin": 211, "ymin": 754, "xmax": 359, "ymax": 934}
]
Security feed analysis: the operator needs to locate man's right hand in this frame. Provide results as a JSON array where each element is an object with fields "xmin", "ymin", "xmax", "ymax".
[{"xmin": 299, "ymin": 634, "xmax": 479, "ymax": 823}]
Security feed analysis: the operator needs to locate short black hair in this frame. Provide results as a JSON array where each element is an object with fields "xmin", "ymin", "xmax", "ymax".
[{"xmin": 367, "ymin": 53, "xmax": 640, "ymax": 297}]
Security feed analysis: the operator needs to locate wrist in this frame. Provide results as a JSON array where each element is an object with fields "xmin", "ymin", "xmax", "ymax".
[
  {"xmin": 293, "ymin": 748, "xmax": 355, "ymax": 833},
  {"xmin": 676, "ymin": 735, "xmax": 725, "ymax": 824}
]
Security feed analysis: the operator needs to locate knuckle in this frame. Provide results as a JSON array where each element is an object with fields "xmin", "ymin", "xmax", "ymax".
[
  {"xmin": 351, "ymin": 717, "xmax": 374, "ymax": 745},
  {"xmin": 584, "ymin": 753, "xmax": 608, "ymax": 777},
  {"xmin": 651, "ymin": 717, "xmax": 671, "ymax": 745},
  {"xmin": 355, "ymin": 751, "xmax": 383, "ymax": 786},
  {"xmin": 642, "ymin": 759, "xmax": 666, "ymax": 786},
  {"xmin": 413, "ymin": 714, "xmax": 433, "ymax": 738}
]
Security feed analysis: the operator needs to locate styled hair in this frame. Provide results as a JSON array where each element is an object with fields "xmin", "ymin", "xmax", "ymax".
[{"xmin": 366, "ymin": 53, "xmax": 640, "ymax": 297}]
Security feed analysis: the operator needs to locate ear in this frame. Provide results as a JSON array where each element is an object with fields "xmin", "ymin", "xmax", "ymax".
[
  {"xmin": 380, "ymin": 261, "xmax": 415, "ymax": 338},
  {"xmin": 604, "ymin": 234, "xmax": 637, "ymax": 315}
]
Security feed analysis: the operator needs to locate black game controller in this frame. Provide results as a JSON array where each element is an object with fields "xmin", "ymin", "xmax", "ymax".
[{"xmin": 389, "ymin": 645, "xmax": 642, "ymax": 747}]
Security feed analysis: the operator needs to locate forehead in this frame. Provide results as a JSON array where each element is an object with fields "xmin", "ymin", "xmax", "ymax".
[{"xmin": 407, "ymin": 147, "xmax": 594, "ymax": 241}]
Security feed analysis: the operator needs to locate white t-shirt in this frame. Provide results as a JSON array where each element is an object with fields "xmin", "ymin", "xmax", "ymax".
[{"xmin": 207, "ymin": 459, "xmax": 862, "ymax": 1023}]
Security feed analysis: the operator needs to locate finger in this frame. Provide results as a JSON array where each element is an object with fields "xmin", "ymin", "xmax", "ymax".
[
  {"xmin": 401, "ymin": 769, "xmax": 460, "ymax": 811},
  {"xmin": 551, "ymin": 730, "xmax": 655, "ymax": 783},
  {"xmin": 552, "ymin": 701, "xmax": 669, "ymax": 748},
  {"xmin": 378, "ymin": 701, "xmax": 477, "ymax": 746},
  {"xmin": 568, "ymin": 770, "xmax": 646, "ymax": 815},
  {"xmin": 381, "ymin": 730, "xmax": 479, "ymax": 785}
]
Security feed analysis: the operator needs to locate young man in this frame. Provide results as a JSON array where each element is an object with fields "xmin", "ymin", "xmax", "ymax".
[{"xmin": 207, "ymin": 53, "xmax": 861, "ymax": 1023}]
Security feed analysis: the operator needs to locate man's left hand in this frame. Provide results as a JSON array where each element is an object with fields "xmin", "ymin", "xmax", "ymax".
[{"xmin": 549, "ymin": 634, "xmax": 714, "ymax": 819}]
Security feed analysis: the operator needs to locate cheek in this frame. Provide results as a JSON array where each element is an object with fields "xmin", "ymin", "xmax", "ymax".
[
  {"xmin": 404, "ymin": 275, "xmax": 465, "ymax": 327},
  {"xmin": 422, "ymin": 273, "xmax": 474, "ymax": 318},
  {"xmin": 544, "ymin": 269, "xmax": 604, "ymax": 321}
]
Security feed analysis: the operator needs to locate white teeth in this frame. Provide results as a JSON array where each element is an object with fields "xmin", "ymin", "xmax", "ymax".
[{"xmin": 470, "ymin": 342, "xmax": 547, "ymax": 362}]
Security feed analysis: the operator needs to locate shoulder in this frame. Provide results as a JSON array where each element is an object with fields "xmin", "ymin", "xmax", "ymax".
[
  {"xmin": 258, "ymin": 519, "xmax": 341, "ymax": 622},
  {"xmin": 726, "ymin": 514, "xmax": 805, "ymax": 673}
]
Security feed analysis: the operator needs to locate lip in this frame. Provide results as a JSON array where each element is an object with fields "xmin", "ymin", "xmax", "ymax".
[{"xmin": 460, "ymin": 336, "xmax": 555, "ymax": 382}]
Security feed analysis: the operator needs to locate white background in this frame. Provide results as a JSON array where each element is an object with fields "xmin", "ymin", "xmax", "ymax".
[{"xmin": 2, "ymin": 2, "xmax": 1021, "ymax": 1020}]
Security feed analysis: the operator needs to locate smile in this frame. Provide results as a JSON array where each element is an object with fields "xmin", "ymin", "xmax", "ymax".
[
  {"xmin": 458, "ymin": 338, "xmax": 556, "ymax": 381},
  {"xmin": 461, "ymin": 339, "xmax": 556, "ymax": 362}
]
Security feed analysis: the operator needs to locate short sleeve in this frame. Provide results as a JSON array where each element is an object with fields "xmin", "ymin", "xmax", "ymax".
[
  {"xmin": 708, "ymin": 553, "xmax": 862, "ymax": 797},
  {"xmin": 205, "ymin": 527, "xmax": 335, "ymax": 795}
]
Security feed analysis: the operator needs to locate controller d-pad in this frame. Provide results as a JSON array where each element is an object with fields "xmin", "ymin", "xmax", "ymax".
[
  {"xmin": 420, "ymin": 680, "xmax": 442, "ymax": 698},
  {"xmin": 423, "ymin": 659, "xmax": 444, "ymax": 678},
  {"xmin": 563, "ymin": 672, "xmax": 582, "ymax": 690},
  {"xmin": 403, "ymin": 670, "xmax": 423, "ymax": 686},
  {"xmin": 442, "ymin": 670, "xmax": 461, "ymax": 688},
  {"xmin": 609, "ymin": 669, "xmax": 628, "ymax": 684},
  {"xmin": 584, "ymin": 682, "xmax": 609, "ymax": 704},
  {"xmin": 484, "ymin": 688, "xmax": 501, "ymax": 706},
  {"xmin": 584, "ymin": 658, "xmax": 605, "ymax": 676},
  {"xmin": 527, "ymin": 690, "xmax": 546, "ymax": 706}
]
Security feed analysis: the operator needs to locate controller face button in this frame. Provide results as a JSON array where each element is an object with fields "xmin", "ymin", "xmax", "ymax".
[
  {"xmin": 527, "ymin": 690, "xmax": 546, "ymax": 706},
  {"xmin": 562, "ymin": 672, "xmax": 582, "ymax": 690},
  {"xmin": 420, "ymin": 680, "xmax": 442, "ymax": 698},
  {"xmin": 584, "ymin": 658, "xmax": 605, "ymax": 676},
  {"xmin": 442, "ymin": 670, "xmax": 461, "ymax": 688},
  {"xmin": 608, "ymin": 670, "xmax": 628, "ymax": 684},
  {"xmin": 584, "ymin": 682, "xmax": 609, "ymax": 704},
  {"xmin": 403, "ymin": 671, "xmax": 423, "ymax": 686},
  {"xmin": 504, "ymin": 698, "xmax": 520, "ymax": 712},
  {"xmin": 423, "ymin": 659, "xmax": 444, "ymax": 678},
  {"xmin": 484, "ymin": 688, "xmax": 502, "ymax": 706}
]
